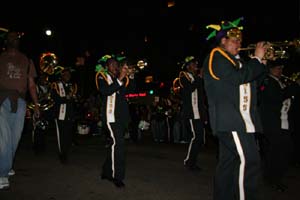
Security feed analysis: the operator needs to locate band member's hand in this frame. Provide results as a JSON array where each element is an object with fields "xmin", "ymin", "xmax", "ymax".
[
  {"xmin": 254, "ymin": 41, "xmax": 269, "ymax": 61},
  {"xmin": 261, "ymin": 59, "xmax": 268, "ymax": 65},
  {"xmin": 119, "ymin": 66, "xmax": 128, "ymax": 81}
]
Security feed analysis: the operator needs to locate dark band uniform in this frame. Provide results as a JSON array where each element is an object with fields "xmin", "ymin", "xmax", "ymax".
[
  {"xmin": 203, "ymin": 47, "xmax": 267, "ymax": 200},
  {"xmin": 258, "ymin": 70, "xmax": 294, "ymax": 189},
  {"xmin": 51, "ymin": 80, "xmax": 77, "ymax": 162},
  {"xmin": 96, "ymin": 71, "xmax": 135, "ymax": 182},
  {"xmin": 179, "ymin": 70, "xmax": 207, "ymax": 169}
]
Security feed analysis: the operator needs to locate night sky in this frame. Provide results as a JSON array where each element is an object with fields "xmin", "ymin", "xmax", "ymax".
[{"xmin": 1, "ymin": 0, "xmax": 300, "ymax": 83}]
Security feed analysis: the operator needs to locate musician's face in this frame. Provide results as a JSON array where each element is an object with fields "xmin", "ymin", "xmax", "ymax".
[
  {"xmin": 62, "ymin": 70, "xmax": 71, "ymax": 82},
  {"xmin": 270, "ymin": 65, "xmax": 283, "ymax": 78},
  {"xmin": 221, "ymin": 37, "xmax": 242, "ymax": 56},
  {"xmin": 187, "ymin": 61, "xmax": 198, "ymax": 74},
  {"xmin": 107, "ymin": 60, "xmax": 119, "ymax": 76}
]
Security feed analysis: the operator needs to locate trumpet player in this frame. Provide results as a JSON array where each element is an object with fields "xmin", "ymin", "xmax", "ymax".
[
  {"xmin": 202, "ymin": 17, "xmax": 268, "ymax": 200},
  {"xmin": 96, "ymin": 56, "xmax": 135, "ymax": 188},
  {"xmin": 178, "ymin": 56, "xmax": 208, "ymax": 171},
  {"xmin": 258, "ymin": 59, "xmax": 295, "ymax": 192}
]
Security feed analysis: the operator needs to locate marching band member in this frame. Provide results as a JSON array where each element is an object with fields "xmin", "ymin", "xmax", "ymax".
[
  {"xmin": 96, "ymin": 55, "xmax": 135, "ymax": 188},
  {"xmin": 258, "ymin": 60, "xmax": 295, "ymax": 192},
  {"xmin": 202, "ymin": 17, "xmax": 268, "ymax": 200},
  {"xmin": 31, "ymin": 72, "xmax": 54, "ymax": 154},
  {"xmin": 178, "ymin": 56, "xmax": 208, "ymax": 171},
  {"xmin": 51, "ymin": 67, "xmax": 78, "ymax": 164}
]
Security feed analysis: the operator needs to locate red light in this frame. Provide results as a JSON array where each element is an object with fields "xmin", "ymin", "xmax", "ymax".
[
  {"xmin": 159, "ymin": 82, "xmax": 164, "ymax": 88},
  {"xmin": 125, "ymin": 92, "xmax": 147, "ymax": 98}
]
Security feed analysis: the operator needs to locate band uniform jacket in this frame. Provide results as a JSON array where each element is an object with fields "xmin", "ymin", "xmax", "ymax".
[
  {"xmin": 51, "ymin": 81, "xmax": 78, "ymax": 121},
  {"xmin": 96, "ymin": 72, "xmax": 135, "ymax": 126},
  {"xmin": 179, "ymin": 71, "xmax": 207, "ymax": 123},
  {"xmin": 203, "ymin": 47, "xmax": 267, "ymax": 134},
  {"xmin": 258, "ymin": 74, "xmax": 295, "ymax": 133}
]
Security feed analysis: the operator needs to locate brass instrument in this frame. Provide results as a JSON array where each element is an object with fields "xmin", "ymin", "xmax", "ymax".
[
  {"xmin": 137, "ymin": 59, "xmax": 148, "ymax": 69},
  {"xmin": 27, "ymin": 53, "xmax": 59, "ymax": 112},
  {"xmin": 239, "ymin": 39, "xmax": 300, "ymax": 60},
  {"xmin": 281, "ymin": 72, "xmax": 300, "ymax": 85},
  {"xmin": 28, "ymin": 74, "xmax": 55, "ymax": 111},
  {"xmin": 127, "ymin": 59, "xmax": 148, "ymax": 76},
  {"xmin": 40, "ymin": 52, "xmax": 61, "ymax": 75},
  {"xmin": 27, "ymin": 92, "xmax": 54, "ymax": 111}
]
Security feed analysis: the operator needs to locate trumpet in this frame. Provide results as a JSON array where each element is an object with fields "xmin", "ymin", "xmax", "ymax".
[
  {"xmin": 239, "ymin": 39, "xmax": 300, "ymax": 60},
  {"xmin": 281, "ymin": 73, "xmax": 300, "ymax": 85},
  {"xmin": 126, "ymin": 59, "xmax": 148, "ymax": 76}
]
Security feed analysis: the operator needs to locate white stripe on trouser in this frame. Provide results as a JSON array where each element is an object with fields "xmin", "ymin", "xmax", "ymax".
[
  {"xmin": 232, "ymin": 131, "xmax": 245, "ymax": 200},
  {"xmin": 106, "ymin": 122, "xmax": 116, "ymax": 178},
  {"xmin": 184, "ymin": 119, "xmax": 195, "ymax": 164},
  {"xmin": 54, "ymin": 119, "xmax": 62, "ymax": 153}
]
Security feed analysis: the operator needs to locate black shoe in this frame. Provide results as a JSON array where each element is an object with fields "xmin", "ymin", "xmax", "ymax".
[
  {"xmin": 59, "ymin": 155, "xmax": 68, "ymax": 164},
  {"xmin": 112, "ymin": 179, "xmax": 125, "ymax": 188},
  {"xmin": 271, "ymin": 183, "xmax": 287, "ymax": 192},
  {"xmin": 101, "ymin": 174, "xmax": 125, "ymax": 188},
  {"xmin": 185, "ymin": 164, "xmax": 202, "ymax": 171},
  {"xmin": 101, "ymin": 174, "xmax": 113, "ymax": 181}
]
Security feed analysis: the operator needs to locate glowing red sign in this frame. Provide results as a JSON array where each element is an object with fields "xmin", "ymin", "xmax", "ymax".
[{"xmin": 125, "ymin": 92, "xmax": 147, "ymax": 98}]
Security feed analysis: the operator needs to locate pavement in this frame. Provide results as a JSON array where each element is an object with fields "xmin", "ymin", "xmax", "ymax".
[{"xmin": 1, "ymin": 129, "xmax": 300, "ymax": 200}]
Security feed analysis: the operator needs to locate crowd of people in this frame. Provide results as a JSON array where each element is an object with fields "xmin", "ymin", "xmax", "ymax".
[{"xmin": 1, "ymin": 18, "xmax": 300, "ymax": 200}]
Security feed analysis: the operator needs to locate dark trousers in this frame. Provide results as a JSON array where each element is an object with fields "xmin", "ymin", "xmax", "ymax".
[
  {"xmin": 102, "ymin": 122, "xmax": 126, "ymax": 181},
  {"xmin": 260, "ymin": 131, "xmax": 293, "ymax": 185},
  {"xmin": 184, "ymin": 119, "xmax": 204, "ymax": 167},
  {"xmin": 214, "ymin": 131, "xmax": 261, "ymax": 200},
  {"xmin": 32, "ymin": 126, "xmax": 46, "ymax": 153},
  {"xmin": 32, "ymin": 111, "xmax": 53, "ymax": 154},
  {"xmin": 291, "ymin": 129, "xmax": 300, "ymax": 164},
  {"xmin": 54, "ymin": 119, "xmax": 73, "ymax": 159}
]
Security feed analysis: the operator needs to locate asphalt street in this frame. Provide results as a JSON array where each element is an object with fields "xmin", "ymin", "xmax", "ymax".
[{"xmin": 1, "ymin": 130, "xmax": 299, "ymax": 200}]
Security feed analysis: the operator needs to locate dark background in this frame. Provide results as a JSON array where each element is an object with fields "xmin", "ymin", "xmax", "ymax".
[{"xmin": 1, "ymin": 0, "xmax": 300, "ymax": 83}]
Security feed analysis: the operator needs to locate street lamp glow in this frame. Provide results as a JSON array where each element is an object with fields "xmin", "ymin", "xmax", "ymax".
[{"xmin": 45, "ymin": 29, "xmax": 52, "ymax": 36}]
